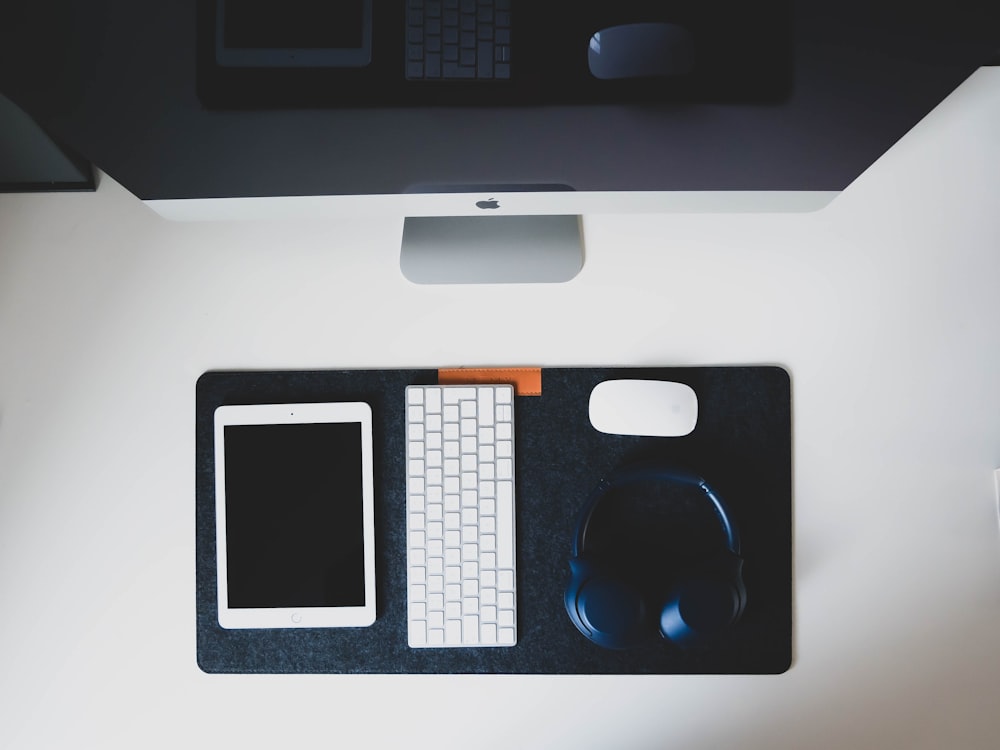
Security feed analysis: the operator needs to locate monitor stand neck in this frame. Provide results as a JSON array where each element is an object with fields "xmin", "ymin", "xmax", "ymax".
[{"xmin": 400, "ymin": 214, "xmax": 584, "ymax": 284}]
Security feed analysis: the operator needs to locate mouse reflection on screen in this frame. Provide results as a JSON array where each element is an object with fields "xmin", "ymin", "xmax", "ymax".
[{"xmin": 588, "ymin": 22, "xmax": 695, "ymax": 80}]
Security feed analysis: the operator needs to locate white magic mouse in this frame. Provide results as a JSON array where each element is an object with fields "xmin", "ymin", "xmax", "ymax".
[
  {"xmin": 588, "ymin": 379, "xmax": 698, "ymax": 437},
  {"xmin": 587, "ymin": 22, "xmax": 696, "ymax": 80}
]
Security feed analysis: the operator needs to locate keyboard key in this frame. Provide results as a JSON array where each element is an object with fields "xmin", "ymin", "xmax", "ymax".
[
  {"xmin": 482, "ymin": 623, "xmax": 497, "ymax": 644},
  {"xmin": 478, "ymin": 53, "xmax": 493, "ymax": 78},
  {"xmin": 497, "ymin": 459, "xmax": 512, "ymax": 479},
  {"xmin": 463, "ymin": 615, "xmax": 479, "ymax": 643},
  {"xmin": 410, "ymin": 621, "xmax": 428, "ymax": 646}
]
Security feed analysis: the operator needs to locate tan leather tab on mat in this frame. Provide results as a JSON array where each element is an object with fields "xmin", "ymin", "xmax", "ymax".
[{"xmin": 437, "ymin": 367, "xmax": 542, "ymax": 396}]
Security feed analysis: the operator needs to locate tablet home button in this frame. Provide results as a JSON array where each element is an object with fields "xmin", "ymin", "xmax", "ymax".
[{"xmin": 290, "ymin": 612, "xmax": 303, "ymax": 624}]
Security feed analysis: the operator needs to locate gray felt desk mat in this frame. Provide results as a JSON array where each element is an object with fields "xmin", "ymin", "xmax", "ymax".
[{"xmin": 196, "ymin": 366, "xmax": 791, "ymax": 674}]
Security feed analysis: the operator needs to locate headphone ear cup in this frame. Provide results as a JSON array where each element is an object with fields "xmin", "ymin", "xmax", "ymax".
[
  {"xmin": 659, "ymin": 577, "xmax": 743, "ymax": 646},
  {"xmin": 565, "ymin": 557, "xmax": 649, "ymax": 649}
]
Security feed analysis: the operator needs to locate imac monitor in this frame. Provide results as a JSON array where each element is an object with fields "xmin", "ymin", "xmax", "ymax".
[
  {"xmin": 165, "ymin": 0, "xmax": 816, "ymax": 284},
  {"xmin": 1, "ymin": 0, "xmax": 998, "ymax": 283}
]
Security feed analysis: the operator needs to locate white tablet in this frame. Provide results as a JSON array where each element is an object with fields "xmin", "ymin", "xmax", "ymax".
[
  {"xmin": 214, "ymin": 402, "xmax": 376, "ymax": 629},
  {"xmin": 215, "ymin": 0, "xmax": 373, "ymax": 69}
]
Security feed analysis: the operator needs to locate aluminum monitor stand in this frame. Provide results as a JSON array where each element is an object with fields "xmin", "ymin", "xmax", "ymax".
[{"xmin": 400, "ymin": 212, "xmax": 584, "ymax": 285}]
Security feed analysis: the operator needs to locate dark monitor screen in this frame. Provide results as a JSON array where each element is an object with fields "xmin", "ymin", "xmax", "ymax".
[{"xmin": 0, "ymin": 1, "xmax": 997, "ymax": 204}]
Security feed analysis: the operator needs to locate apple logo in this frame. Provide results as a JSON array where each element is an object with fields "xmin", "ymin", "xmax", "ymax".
[{"xmin": 476, "ymin": 197, "xmax": 500, "ymax": 210}]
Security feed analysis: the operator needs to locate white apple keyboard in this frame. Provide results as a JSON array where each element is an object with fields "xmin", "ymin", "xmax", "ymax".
[{"xmin": 405, "ymin": 384, "xmax": 517, "ymax": 648}]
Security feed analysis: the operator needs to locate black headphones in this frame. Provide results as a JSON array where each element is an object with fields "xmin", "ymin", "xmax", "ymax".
[{"xmin": 564, "ymin": 465, "xmax": 747, "ymax": 649}]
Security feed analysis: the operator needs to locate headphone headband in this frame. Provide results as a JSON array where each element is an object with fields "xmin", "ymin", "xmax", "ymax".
[{"xmin": 572, "ymin": 466, "xmax": 741, "ymax": 558}]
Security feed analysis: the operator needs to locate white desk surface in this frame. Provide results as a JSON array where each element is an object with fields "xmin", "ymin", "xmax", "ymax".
[{"xmin": 2, "ymin": 68, "xmax": 999, "ymax": 749}]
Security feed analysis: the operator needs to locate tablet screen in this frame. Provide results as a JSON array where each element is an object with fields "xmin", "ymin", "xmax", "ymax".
[
  {"xmin": 215, "ymin": 0, "xmax": 373, "ymax": 68},
  {"xmin": 222, "ymin": 0, "xmax": 365, "ymax": 50},
  {"xmin": 214, "ymin": 402, "xmax": 376, "ymax": 628}
]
